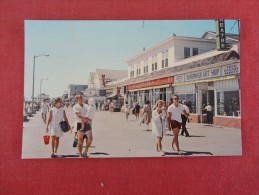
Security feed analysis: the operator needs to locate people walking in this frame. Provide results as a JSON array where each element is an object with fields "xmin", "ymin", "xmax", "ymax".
[
  {"xmin": 180, "ymin": 100, "xmax": 190, "ymax": 137},
  {"xmin": 143, "ymin": 101, "xmax": 152, "ymax": 131},
  {"xmin": 73, "ymin": 95, "xmax": 94, "ymax": 158},
  {"xmin": 46, "ymin": 97, "xmax": 71, "ymax": 158},
  {"xmin": 41, "ymin": 99, "xmax": 49, "ymax": 123},
  {"xmin": 125, "ymin": 101, "xmax": 130, "ymax": 121},
  {"xmin": 167, "ymin": 95, "xmax": 190, "ymax": 154},
  {"xmin": 152, "ymin": 100, "xmax": 166, "ymax": 156},
  {"xmin": 205, "ymin": 103, "xmax": 213, "ymax": 124},
  {"xmin": 134, "ymin": 102, "xmax": 141, "ymax": 121}
]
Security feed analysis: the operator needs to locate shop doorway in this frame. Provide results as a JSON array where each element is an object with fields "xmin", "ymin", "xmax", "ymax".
[
  {"xmin": 208, "ymin": 90, "xmax": 214, "ymax": 108},
  {"xmin": 159, "ymin": 88, "xmax": 166, "ymax": 102},
  {"xmin": 202, "ymin": 91, "xmax": 208, "ymax": 108}
]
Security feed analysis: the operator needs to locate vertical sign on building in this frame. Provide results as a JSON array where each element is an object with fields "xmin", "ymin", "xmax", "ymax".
[{"xmin": 215, "ymin": 19, "xmax": 227, "ymax": 50}]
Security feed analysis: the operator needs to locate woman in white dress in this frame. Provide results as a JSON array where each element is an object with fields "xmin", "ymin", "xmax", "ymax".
[
  {"xmin": 152, "ymin": 100, "xmax": 166, "ymax": 156},
  {"xmin": 46, "ymin": 97, "xmax": 70, "ymax": 158}
]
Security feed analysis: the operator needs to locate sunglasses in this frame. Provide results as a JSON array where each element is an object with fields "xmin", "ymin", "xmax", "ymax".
[{"xmin": 173, "ymin": 98, "xmax": 179, "ymax": 100}]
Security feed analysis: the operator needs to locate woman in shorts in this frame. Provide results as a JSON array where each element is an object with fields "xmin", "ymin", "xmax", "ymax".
[
  {"xmin": 167, "ymin": 95, "xmax": 190, "ymax": 154},
  {"xmin": 46, "ymin": 97, "xmax": 71, "ymax": 158}
]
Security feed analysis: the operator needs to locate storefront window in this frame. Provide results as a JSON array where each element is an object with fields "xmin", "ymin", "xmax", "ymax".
[
  {"xmin": 216, "ymin": 90, "xmax": 240, "ymax": 117},
  {"xmin": 178, "ymin": 93, "xmax": 197, "ymax": 113}
]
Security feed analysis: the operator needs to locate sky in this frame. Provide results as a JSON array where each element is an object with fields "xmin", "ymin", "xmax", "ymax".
[{"xmin": 24, "ymin": 20, "xmax": 239, "ymax": 100}]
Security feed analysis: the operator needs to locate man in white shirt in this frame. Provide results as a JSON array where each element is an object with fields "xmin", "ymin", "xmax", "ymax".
[
  {"xmin": 180, "ymin": 100, "xmax": 190, "ymax": 137},
  {"xmin": 167, "ymin": 95, "xmax": 190, "ymax": 154},
  {"xmin": 73, "ymin": 95, "xmax": 93, "ymax": 158},
  {"xmin": 41, "ymin": 99, "xmax": 49, "ymax": 123},
  {"xmin": 205, "ymin": 103, "xmax": 213, "ymax": 124}
]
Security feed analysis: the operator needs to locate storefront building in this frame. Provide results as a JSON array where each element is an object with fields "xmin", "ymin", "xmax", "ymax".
[
  {"xmin": 127, "ymin": 76, "xmax": 174, "ymax": 107},
  {"xmin": 124, "ymin": 46, "xmax": 240, "ymax": 128},
  {"xmin": 109, "ymin": 32, "xmax": 240, "ymax": 128},
  {"xmin": 172, "ymin": 49, "xmax": 240, "ymax": 128}
]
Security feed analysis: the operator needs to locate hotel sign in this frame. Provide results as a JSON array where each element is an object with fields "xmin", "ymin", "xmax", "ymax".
[
  {"xmin": 128, "ymin": 77, "xmax": 173, "ymax": 90},
  {"xmin": 216, "ymin": 19, "xmax": 227, "ymax": 50}
]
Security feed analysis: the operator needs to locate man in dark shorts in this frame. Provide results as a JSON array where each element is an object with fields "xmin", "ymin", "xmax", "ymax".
[{"xmin": 167, "ymin": 95, "xmax": 190, "ymax": 154}]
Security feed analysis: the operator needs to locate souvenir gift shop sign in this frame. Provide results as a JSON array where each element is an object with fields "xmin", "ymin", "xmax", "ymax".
[
  {"xmin": 174, "ymin": 64, "xmax": 240, "ymax": 84},
  {"xmin": 128, "ymin": 77, "xmax": 173, "ymax": 90}
]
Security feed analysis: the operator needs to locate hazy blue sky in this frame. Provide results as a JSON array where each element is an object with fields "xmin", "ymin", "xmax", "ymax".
[{"xmin": 24, "ymin": 20, "xmax": 239, "ymax": 99}]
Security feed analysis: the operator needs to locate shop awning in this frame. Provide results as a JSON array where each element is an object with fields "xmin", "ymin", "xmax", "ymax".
[
  {"xmin": 128, "ymin": 84, "xmax": 171, "ymax": 92},
  {"xmin": 106, "ymin": 93, "xmax": 117, "ymax": 99},
  {"xmin": 172, "ymin": 75, "xmax": 236, "ymax": 86}
]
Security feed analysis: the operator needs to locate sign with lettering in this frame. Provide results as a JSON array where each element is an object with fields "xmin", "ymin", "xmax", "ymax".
[
  {"xmin": 174, "ymin": 75, "xmax": 185, "ymax": 83},
  {"xmin": 222, "ymin": 64, "xmax": 240, "ymax": 76},
  {"xmin": 216, "ymin": 19, "xmax": 227, "ymax": 50},
  {"xmin": 128, "ymin": 77, "xmax": 173, "ymax": 90},
  {"xmin": 185, "ymin": 68, "xmax": 221, "ymax": 82}
]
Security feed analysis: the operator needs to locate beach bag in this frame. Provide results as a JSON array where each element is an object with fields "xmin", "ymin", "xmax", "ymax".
[{"xmin": 59, "ymin": 121, "xmax": 69, "ymax": 132}]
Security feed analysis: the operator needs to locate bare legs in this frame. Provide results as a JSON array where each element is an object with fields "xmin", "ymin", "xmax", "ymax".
[
  {"xmin": 42, "ymin": 113, "xmax": 46, "ymax": 123},
  {"xmin": 84, "ymin": 131, "xmax": 93, "ymax": 156},
  {"xmin": 172, "ymin": 127, "xmax": 181, "ymax": 154},
  {"xmin": 51, "ymin": 136, "xmax": 60, "ymax": 157},
  {"xmin": 78, "ymin": 130, "xmax": 93, "ymax": 158},
  {"xmin": 77, "ymin": 131, "xmax": 84, "ymax": 157}
]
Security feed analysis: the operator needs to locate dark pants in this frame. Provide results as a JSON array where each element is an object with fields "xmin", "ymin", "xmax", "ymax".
[
  {"xmin": 180, "ymin": 114, "xmax": 189, "ymax": 136},
  {"xmin": 207, "ymin": 111, "xmax": 213, "ymax": 124}
]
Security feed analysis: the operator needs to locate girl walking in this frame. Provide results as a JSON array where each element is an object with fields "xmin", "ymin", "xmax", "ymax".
[{"xmin": 46, "ymin": 97, "xmax": 70, "ymax": 158}]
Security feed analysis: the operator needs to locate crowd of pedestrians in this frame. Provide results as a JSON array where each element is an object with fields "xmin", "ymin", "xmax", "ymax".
[{"xmin": 34, "ymin": 93, "xmax": 215, "ymax": 157}]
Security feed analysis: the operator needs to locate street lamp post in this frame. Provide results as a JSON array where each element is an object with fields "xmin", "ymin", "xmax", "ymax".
[
  {"xmin": 31, "ymin": 54, "xmax": 49, "ymax": 114},
  {"xmin": 40, "ymin": 78, "xmax": 48, "ymax": 101}
]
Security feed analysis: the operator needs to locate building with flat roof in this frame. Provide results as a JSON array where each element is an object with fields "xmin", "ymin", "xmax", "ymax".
[{"xmin": 105, "ymin": 32, "xmax": 240, "ymax": 128}]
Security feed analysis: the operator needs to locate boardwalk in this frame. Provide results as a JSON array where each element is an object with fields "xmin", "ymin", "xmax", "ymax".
[{"xmin": 22, "ymin": 106, "xmax": 242, "ymax": 158}]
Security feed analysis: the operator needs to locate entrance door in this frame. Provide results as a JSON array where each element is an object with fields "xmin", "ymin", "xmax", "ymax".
[
  {"xmin": 201, "ymin": 91, "xmax": 208, "ymax": 108},
  {"xmin": 208, "ymin": 90, "xmax": 215, "ymax": 115}
]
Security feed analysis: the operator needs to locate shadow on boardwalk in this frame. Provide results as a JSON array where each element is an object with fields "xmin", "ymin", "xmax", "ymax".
[{"xmin": 164, "ymin": 151, "xmax": 213, "ymax": 156}]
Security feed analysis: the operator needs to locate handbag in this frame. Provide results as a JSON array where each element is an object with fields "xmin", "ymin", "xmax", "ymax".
[{"xmin": 59, "ymin": 121, "xmax": 69, "ymax": 132}]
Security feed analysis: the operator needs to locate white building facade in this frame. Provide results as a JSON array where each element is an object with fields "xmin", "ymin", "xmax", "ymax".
[
  {"xmin": 124, "ymin": 34, "xmax": 240, "ymax": 128},
  {"xmin": 126, "ymin": 36, "xmax": 217, "ymax": 107}
]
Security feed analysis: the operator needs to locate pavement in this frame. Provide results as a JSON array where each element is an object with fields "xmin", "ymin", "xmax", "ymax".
[{"xmin": 22, "ymin": 106, "xmax": 242, "ymax": 159}]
